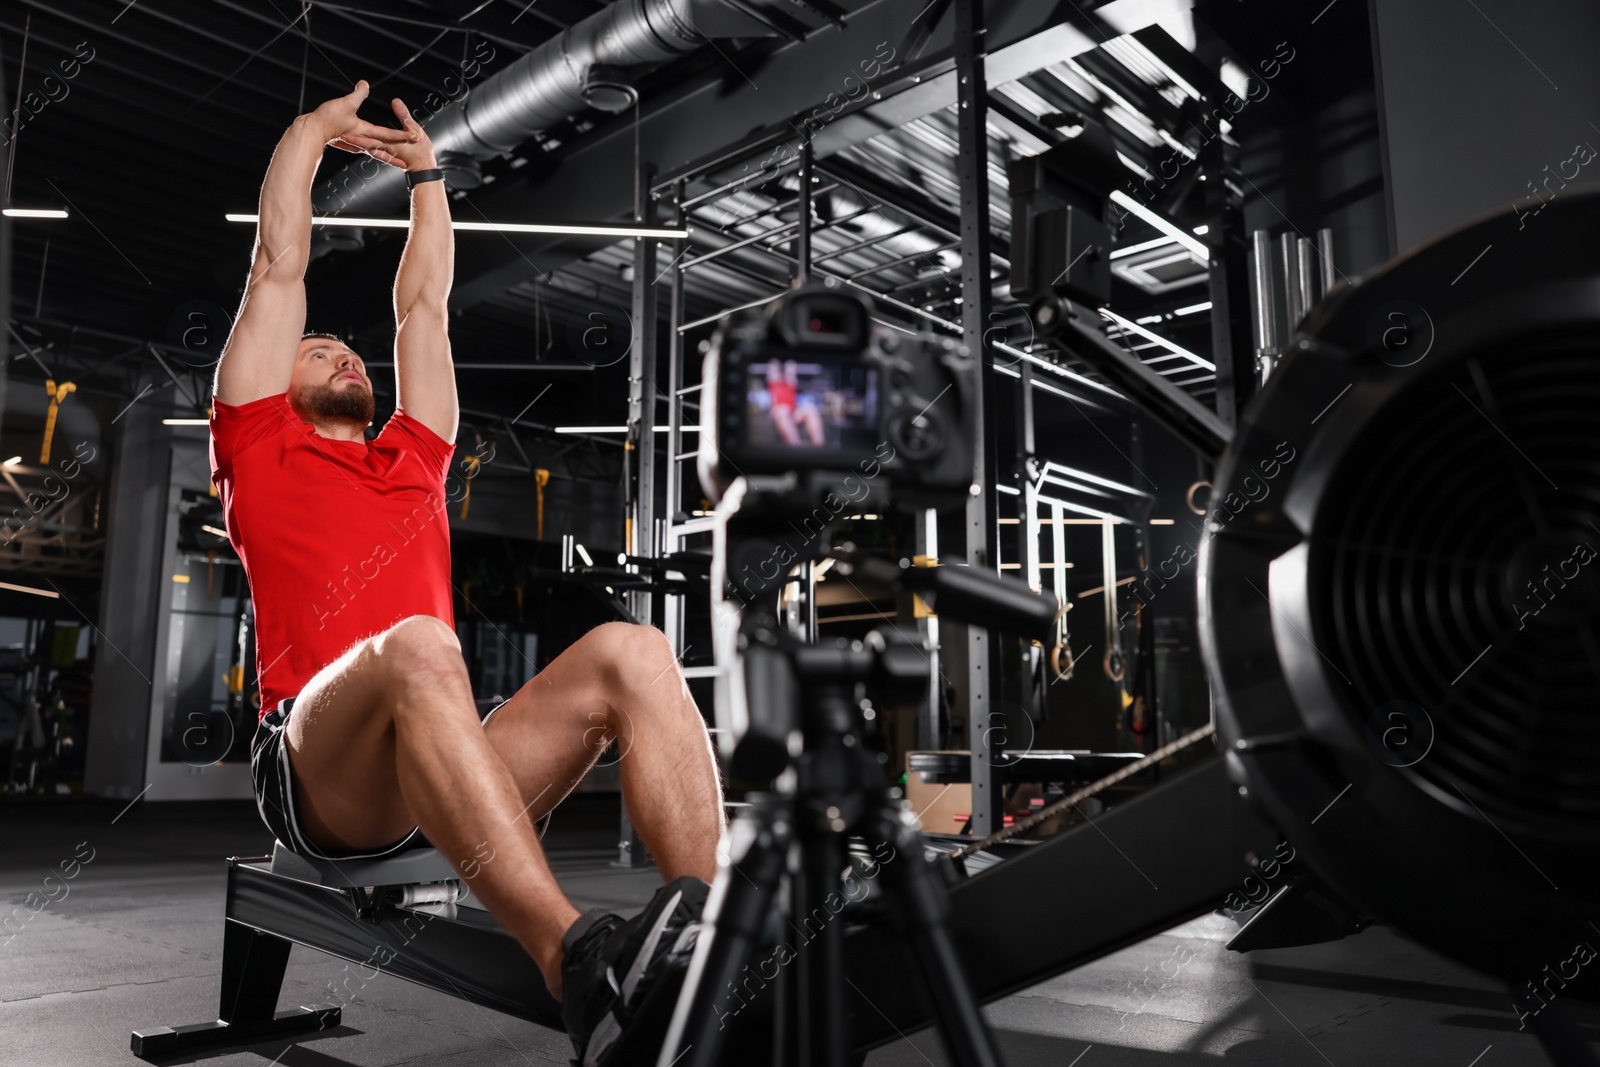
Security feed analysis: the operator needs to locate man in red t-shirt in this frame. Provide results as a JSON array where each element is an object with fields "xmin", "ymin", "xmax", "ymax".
[{"xmin": 213, "ymin": 83, "xmax": 722, "ymax": 1062}]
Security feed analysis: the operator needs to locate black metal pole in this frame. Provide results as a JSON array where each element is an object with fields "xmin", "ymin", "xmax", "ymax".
[
  {"xmin": 796, "ymin": 139, "xmax": 814, "ymax": 283},
  {"xmin": 953, "ymin": 0, "xmax": 1004, "ymax": 838},
  {"xmin": 657, "ymin": 801, "xmax": 791, "ymax": 1067},
  {"xmin": 1203, "ymin": 130, "xmax": 1254, "ymax": 429},
  {"xmin": 618, "ymin": 159, "xmax": 660, "ymax": 868},
  {"xmin": 869, "ymin": 807, "xmax": 1003, "ymax": 1067},
  {"xmin": 797, "ymin": 832, "xmax": 848, "ymax": 1066},
  {"xmin": 0, "ymin": 33, "xmax": 15, "ymax": 443}
]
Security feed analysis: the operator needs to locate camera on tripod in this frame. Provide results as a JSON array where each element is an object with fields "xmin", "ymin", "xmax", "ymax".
[
  {"xmin": 697, "ymin": 279, "xmax": 978, "ymax": 510},
  {"xmin": 662, "ymin": 282, "xmax": 1062, "ymax": 1067}
]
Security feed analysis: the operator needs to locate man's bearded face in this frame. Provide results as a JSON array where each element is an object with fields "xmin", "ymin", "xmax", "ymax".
[{"xmin": 291, "ymin": 338, "xmax": 374, "ymax": 427}]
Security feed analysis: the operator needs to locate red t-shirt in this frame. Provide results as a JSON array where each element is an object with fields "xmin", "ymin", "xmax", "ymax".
[{"xmin": 209, "ymin": 393, "xmax": 458, "ymax": 721}]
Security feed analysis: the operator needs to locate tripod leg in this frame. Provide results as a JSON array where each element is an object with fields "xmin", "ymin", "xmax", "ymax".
[
  {"xmin": 657, "ymin": 800, "xmax": 789, "ymax": 1067},
  {"xmin": 867, "ymin": 806, "xmax": 1004, "ymax": 1067},
  {"xmin": 796, "ymin": 833, "xmax": 848, "ymax": 1067}
]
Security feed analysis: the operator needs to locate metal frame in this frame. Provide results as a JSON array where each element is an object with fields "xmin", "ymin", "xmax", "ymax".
[
  {"xmin": 129, "ymin": 850, "xmax": 559, "ymax": 1059},
  {"xmin": 617, "ymin": 159, "xmax": 661, "ymax": 869},
  {"xmin": 954, "ymin": 0, "xmax": 1005, "ymax": 839}
]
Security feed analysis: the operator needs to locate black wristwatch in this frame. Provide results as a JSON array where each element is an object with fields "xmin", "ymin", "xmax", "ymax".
[{"xmin": 406, "ymin": 168, "xmax": 445, "ymax": 190}]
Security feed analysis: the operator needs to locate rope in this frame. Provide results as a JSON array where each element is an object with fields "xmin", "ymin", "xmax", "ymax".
[
  {"xmin": 950, "ymin": 721, "xmax": 1217, "ymax": 860},
  {"xmin": 40, "ymin": 379, "xmax": 76, "ymax": 463}
]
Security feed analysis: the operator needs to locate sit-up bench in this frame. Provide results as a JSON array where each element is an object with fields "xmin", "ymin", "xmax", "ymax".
[{"xmin": 130, "ymin": 841, "xmax": 563, "ymax": 1058}]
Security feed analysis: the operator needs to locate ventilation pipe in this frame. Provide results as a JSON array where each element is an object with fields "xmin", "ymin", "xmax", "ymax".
[{"xmin": 313, "ymin": 0, "xmax": 732, "ymax": 219}]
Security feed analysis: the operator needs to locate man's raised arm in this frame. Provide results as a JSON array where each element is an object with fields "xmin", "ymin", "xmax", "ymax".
[
  {"xmin": 214, "ymin": 82, "xmax": 413, "ymax": 407},
  {"xmin": 383, "ymin": 98, "xmax": 460, "ymax": 444}
]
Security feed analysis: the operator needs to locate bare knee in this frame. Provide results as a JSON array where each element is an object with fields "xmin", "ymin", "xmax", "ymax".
[
  {"xmin": 370, "ymin": 615, "xmax": 467, "ymax": 694},
  {"xmin": 590, "ymin": 622, "xmax": 675, "ymax": 692}
]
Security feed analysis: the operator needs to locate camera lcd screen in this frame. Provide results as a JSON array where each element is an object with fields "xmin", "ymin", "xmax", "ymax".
[{"xmin": 744, "ymin": 356, "xmax": 879, "ymax": 452}]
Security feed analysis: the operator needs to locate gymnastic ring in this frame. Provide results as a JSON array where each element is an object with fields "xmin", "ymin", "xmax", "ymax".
[
  {"xmin": 1185, "ymin": 480, "xmax": 1213, "ymax": 516},
  {"xmin": 1104, "ymin": 647, "xmax": 1126, "ymax": 684},
  {"xmin": 1050, "ymin": 603, "xmax": 1074, "ymax": 681},
  {"xmin": 1050, "ymin": 641, "xmax": 1075, "ymax": 682}
]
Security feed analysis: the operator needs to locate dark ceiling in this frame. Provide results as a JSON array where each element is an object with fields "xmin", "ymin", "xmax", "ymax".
[{"xmin": 0, "ymin": 0, "xmax": 1376, "ymax": 506}]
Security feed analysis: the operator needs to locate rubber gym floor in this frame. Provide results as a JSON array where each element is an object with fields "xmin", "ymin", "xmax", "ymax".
[{"xmin": 1, "ymin": 795, "xmax": 1579, "ymax": 1066}]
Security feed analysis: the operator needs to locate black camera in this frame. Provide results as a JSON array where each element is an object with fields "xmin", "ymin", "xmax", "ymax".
[{"xmin": 697, "ymin": 281, "xmax": 977, "ymax": 509}]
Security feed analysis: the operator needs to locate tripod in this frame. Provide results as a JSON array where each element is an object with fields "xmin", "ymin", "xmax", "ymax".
[
  {"xmin": 658, "ymin": 629, "xmax": 1004, "ymax": 1067},
  {"xmin": 649, "ymin": 469, "xmax": 1066, "ymax": 1067}
]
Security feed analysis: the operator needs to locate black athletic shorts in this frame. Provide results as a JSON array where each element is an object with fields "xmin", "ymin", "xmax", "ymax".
[{"xmin": 250, "ymin": 695, "xmax": 510, "ymax": 860}]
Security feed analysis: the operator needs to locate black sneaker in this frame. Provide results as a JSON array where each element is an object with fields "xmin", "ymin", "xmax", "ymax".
[{"xmin": 561, "ymin": 876, "xmax": 711, "ymax": 1067}]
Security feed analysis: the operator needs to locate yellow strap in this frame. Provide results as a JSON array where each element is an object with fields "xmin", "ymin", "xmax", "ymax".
[
  {"xmin": 459, "ymin": 454, "xmax": 482, "ymax": 519},
  {"xmin": 535, "ymin": 469, "xmax": 550, "ymax": 539},
  {"xmin": 40, "ymin": 380, "xmax": 77, "ymax": 464}
]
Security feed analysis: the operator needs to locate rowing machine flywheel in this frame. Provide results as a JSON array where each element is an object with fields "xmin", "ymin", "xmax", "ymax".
[{"xmin": 1199, "ymin": 191, "xmax": 1600, "ymax": 994}]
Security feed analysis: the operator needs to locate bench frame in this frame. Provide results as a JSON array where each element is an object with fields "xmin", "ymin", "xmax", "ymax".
[{"xmin": 130, "ymin": 844, "xmax": 561, "ymax": 1058}]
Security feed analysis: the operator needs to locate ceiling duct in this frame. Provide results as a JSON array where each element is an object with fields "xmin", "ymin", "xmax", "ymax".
[{"xmin": 312, "ymin": 0, "xmax": 774, "ymax": 219}]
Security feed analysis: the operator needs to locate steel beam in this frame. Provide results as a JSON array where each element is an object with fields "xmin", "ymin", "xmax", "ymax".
[
  {"xmin": 1202, "ymin": 133, "xmax": 1256, "ymax": 429},
  {"xmin": 796, "ymin": 140, "xmax": 813, "ymax": 282},
  {"xmin": 1051, "ymin": 316, "xmax": 1232, "ymax": 460},
  {"xmin": 618, "ymin": 160, "xmax": 659, "ymax": 869},
  {"xmin": 0, "ymin": 42, "xmax": 11, "ymax": 444},
  {"xmin": 954, "ymin": 0, "xmax": 1004, "ymax": 840}
]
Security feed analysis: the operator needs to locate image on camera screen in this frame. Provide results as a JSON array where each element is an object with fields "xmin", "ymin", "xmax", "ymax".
[{"xmin": 746, "ymin": 357, "xmax": 879, "ymax": 450}]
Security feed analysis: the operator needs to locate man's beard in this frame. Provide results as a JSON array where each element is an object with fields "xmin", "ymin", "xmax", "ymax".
[{"xmin": 298, "ymin": 380, "xmax": 374, "ymax": 426}]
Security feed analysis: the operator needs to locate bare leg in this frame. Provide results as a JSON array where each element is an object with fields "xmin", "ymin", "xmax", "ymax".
[
  {"xmin": 485, "ymin": 621, "xmax": 725, "ymax": 883},
  {"xmin": 772, "ymin": 405, "xmax": 800, "ymax": 445},
  {"xmin": 798, "ymin": 405, "xmax": 825, "ymax": 445},
  {"xmin": 282, "ymin": 616, "xmax": 725, "ymax": 1000},
  {"xmin": 286, "ymin": 616, "xmax": 579, "ymax": 997}
]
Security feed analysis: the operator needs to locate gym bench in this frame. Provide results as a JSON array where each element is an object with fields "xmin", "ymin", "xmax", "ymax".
[
  {"xmin": 129, "ymin": 841, "xmax": 562, "ymax": 1058},
  {"xmin": 131, "ymin": 759, "xmax": 1280, "ymax": 1061}
]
